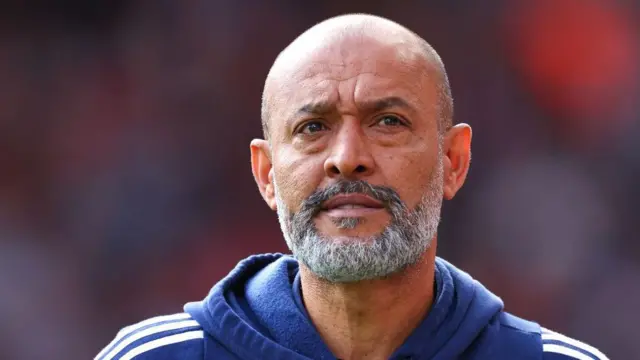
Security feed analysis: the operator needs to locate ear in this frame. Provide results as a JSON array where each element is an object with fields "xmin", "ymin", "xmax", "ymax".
[
  {"xmin": 442, "ymin": 124, "xmax": 472, "ymax": 200},
  {"xmin": 250, "ymin": 139, "xmax": 277, "ymax": 210}
]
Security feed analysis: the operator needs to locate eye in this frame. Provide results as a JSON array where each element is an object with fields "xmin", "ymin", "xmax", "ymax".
[
  {"xmin": 376, "ymin": 115, "xmax": 405, "ymax": 127},
  {"xmin": 298, "ymin": 121, "xmax": 328, "ymax": 135}
]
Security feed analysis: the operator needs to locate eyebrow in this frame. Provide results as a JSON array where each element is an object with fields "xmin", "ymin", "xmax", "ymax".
[{"xmin": 295, "ymin": 96, "xmax": 413, "ymax": 117}]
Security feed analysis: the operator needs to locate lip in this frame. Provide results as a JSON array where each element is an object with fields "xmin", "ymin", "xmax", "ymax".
[{"xmin": 321, "ymin": 194, "xmax": 384, "ymax": 211}]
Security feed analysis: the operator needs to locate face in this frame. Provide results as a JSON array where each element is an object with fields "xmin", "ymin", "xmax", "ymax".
[{"xmin": 252, "ymin": 34, "xmax": 471, "ymax": 282}]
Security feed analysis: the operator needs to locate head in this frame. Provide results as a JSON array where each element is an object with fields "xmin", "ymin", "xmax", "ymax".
[{"xmin": 251, "ymin": 14, "xmax": 472, "ymax": 283}]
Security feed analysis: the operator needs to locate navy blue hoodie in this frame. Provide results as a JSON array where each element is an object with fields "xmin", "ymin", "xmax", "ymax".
[{"xmin": 96, "ymin": 254, "xmax": 608, "ymax": 360}]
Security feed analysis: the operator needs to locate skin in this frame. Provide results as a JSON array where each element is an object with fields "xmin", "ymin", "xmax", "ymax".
[{"xmin": 250, "ymin": 14, "xmax": 472, "ymax": 360}]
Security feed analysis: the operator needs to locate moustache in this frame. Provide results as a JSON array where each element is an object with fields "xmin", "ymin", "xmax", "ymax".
[{"xmin": 297, "ymin": 180, "xmax": 406, "ymax": 219}]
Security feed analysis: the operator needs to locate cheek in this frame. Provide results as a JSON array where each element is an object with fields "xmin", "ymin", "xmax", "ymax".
[
  {"xmin": 273, "ymin": 153, "xmax": 325, "ymax": 210},
  {"xmin": 377, "ymin": 148, "xmax": 438, "ymax": 205}
]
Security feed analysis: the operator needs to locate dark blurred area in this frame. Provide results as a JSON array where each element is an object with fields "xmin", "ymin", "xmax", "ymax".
[{"xmin": 0, "ymin": 1, "xmax": 638, "ymax": 359}]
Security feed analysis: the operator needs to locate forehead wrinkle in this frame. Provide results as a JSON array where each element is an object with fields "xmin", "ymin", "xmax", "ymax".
[
  {"xmin": 278, "ymin": 69, "xmax": 432, "ymax": 131},
  {"xmin": 270, "ymin": 43, "xmax": 437, "ymax": 112}
]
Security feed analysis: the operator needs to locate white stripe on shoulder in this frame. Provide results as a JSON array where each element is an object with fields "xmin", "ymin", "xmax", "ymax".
[
  {"xmin": 116, "ymin": 313, "xmax": 192, "ymax": 340},
  {"xmin": 95, "ymin": 313, "xmax": 192, "ymax": 360},
  {"xmin": 543, "ymin": 344, "xmax": 597, "ymax": 360},
  {"xmin": 541, "ymin": 328, "xmax": 609, "ymax": 360},
  {"xmin": 119, "ymin": 330, "xmax": 204, "ymax": 360},
  {"xmin": 101, "ymin": 320, "xmax": 200, "ymax": 360}
]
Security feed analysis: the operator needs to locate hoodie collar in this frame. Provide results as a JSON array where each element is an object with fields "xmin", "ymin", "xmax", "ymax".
[{"xmin": 195, "ymin": 254, "xmax": 502, "ymax": 360}]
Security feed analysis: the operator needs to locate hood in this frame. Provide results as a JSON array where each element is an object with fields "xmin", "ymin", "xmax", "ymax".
[{"xmin": 184, "ymin": 254, "xmax": 504, "ymax": 360}]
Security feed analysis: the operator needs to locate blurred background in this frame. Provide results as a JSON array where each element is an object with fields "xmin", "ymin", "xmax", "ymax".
[{"xmin": 0, "ymin": 0, "xmax": 638, "ymax": 359}]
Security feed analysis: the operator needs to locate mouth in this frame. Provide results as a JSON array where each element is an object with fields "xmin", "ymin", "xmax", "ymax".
[{"xmin": 320, "ymin": 194, "xmax": 385, "ymax": 217}]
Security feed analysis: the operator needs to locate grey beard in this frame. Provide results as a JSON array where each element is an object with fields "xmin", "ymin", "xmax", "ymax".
[
  {"xmin": 332, "ymin": 217, "xmax": 362, "ymax": 229},
  {"xmin": 274, "ymin": 166, "xmax": 443, "ymax": 283}
]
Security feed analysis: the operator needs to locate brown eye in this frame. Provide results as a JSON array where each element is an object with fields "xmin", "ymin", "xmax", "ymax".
[
  {"xmin": 300, "ymin": 121, "xmax": 327, "ymax": 134},
  {"xmin": 376, "ymin": 115, "xmax": 405, "ymax": 127}
]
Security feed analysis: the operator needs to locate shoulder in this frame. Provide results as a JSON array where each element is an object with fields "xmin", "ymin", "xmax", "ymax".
[
  {"xmin": 541, "ymin": 327, "xmax": 609, "ymax": 360},
  {"xmin": 494, "ymin": 313, "xmax": 608, "ymax": 360},
  {"xmin": 94, "ymin": 312, "xmax": 204, "ymax": 360}
]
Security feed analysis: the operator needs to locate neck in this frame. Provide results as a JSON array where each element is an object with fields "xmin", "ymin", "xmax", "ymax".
[{"xmin": 299, "ymin": 243, "xmax": 437, "ymax": 360}]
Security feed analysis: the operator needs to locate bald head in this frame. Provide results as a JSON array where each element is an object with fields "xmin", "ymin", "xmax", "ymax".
[{"xmin": 261, "ymin": 14, "xmax": 453, "ymax": 140}]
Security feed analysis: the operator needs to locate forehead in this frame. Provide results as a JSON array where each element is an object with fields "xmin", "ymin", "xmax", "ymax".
[{"xmin": 270, "ymin": 37, "xmax": 439, "ymax": 119}]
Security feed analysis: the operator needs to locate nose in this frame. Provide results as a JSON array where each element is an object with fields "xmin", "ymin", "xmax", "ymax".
[{"xmin": 324, "ymin": 122, "xmax": 375, "ymax": 179}]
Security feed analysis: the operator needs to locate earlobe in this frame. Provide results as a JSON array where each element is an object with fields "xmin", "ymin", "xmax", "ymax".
[
  {"xmin": 250, "ymin": 139, "xmax": 278, "ymax": 211},
  {"xmin": 442, "ymin": 124, "xmax": 472, "ymax": 200}
]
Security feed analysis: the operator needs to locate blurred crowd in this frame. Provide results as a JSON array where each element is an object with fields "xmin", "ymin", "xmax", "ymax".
[{"xmin": 0, "ymin": 1, "xmax": 638, "ymax": 359}]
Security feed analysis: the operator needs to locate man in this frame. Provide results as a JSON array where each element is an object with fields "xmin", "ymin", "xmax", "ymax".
[{"xmin": 96, "ymin": 14, "xmax": 608, "ymax": 360}]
